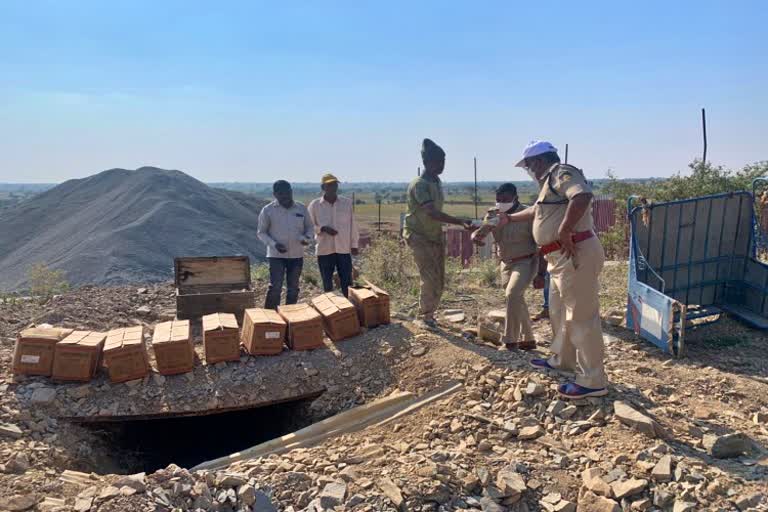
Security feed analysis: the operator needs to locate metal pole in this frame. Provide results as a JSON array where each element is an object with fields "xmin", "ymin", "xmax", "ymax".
[
  {"xmin": 473, "ymin": 157, "xmax": 478, "ymax": 219},
  {"xmin": 702, "ymin": 108, "xmax": 708, "ymax": 163},
  {"xmin": 564, "ymin": 144, "xmax": 569, "ymax": 164}
]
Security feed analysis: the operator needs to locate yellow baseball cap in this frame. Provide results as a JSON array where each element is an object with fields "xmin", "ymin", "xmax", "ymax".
[{"xmin": 321, "ymin": 173, "xmax": 339, "ymax": 185}]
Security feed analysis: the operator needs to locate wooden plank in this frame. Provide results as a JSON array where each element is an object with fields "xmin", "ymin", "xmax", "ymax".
[
  {"xmin": 192, "ymin": 390, "xmax": 416, "ymax": 471},
  {"xmin": 174, "ymin": 256, "xmax": 251, "ymax": 287},
  {"xmin": 176, "ymin": 290, "xmax": 255, "ymax": 320},
  {"xmin": 193, "ymin": 381, "xmax": 463, "ymax": 472},
  {"xmin": 375, "ymin": 381, "xmax": 463, "ymax": 427}
]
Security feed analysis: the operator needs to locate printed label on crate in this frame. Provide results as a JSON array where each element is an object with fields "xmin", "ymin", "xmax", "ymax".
[
  {"xmin": 265, "ymin": 331, "xmax": 281, "ymax": 339},
  {"xmin": 21, "ymin": 354, "xmax": 41, "ymax": 364}
]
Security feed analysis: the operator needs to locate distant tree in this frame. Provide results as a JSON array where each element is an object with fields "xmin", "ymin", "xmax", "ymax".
[
  {"xmin": 598, "ymin": 160, "xmax": 768, "ymax": 258},
  {"xmin": 652, "ymin": 160, "xmax": 768, "ymax": 202}
]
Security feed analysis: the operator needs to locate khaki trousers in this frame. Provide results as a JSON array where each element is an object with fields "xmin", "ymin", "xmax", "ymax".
[
  {"xmin": 407, "ymin": 233, "xmax": 445, "ymax": 320},
  {"xmin": 546, "ymin": 236, "xmax": 608, "ymax": 389},
  {"xmin": 500, "ymin": 257, "xmax": 536, "ymax": 344}
]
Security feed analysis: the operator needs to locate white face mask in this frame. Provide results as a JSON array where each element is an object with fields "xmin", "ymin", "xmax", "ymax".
[{"xmin": 495, "ymin": 201, "xmax": 517, "ymax": 212}]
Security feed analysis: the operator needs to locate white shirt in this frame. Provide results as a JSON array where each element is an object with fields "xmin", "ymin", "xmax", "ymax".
[
  {"xmin": 307, "ymin": 195, "xmax": 359, "ymax": 256},
  {"xmin": 257, "ymin": 200, "xmax": 314, "ymax": 259}
]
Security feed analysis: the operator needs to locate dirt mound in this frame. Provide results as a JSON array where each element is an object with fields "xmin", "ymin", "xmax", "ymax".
[{"xmin": 0, "ymin": 167, "xmax": 268, "ymax": 290}]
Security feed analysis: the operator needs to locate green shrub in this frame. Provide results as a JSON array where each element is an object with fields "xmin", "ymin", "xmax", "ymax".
[
  {"xmin": 475, "ymin": 258, "xmax": 500, "ymax": 288},
  {"xmin": 28, "ymin": 263, "xmax": 69, "ymax": 302},
  {"xmin": 599, "ymin": 221, "xmax": 629, "ymax": 260},
  {"xmin": 251, "ymin": 263, "xmax": 270, "ymax": 284},
  {"xmin": 359, "ymin": 234, "xmax": 419, "ymax": 299},
  {"xmin": 301, "ymin": 260, "xmax": 322, "ymax": 287}
]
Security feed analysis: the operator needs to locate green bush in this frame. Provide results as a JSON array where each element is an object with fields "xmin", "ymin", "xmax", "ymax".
[
  {"xmin": 475, "ymin": 257, "xmax": 499, "ymax": 288},
  {"xmin": 251, "ymin": 263, "xmax": 270, "ymax": 284},
  {"xmin": 359, "ymin": 234, "xmax": 419, "ymax": 299},
  {"xmin": 301, "ymin": 260, "xmax": 322, "ymax": 287},
  {"xmin": 599, "ymin": 221, "xmax": 629, "ymax": 260},
  {"xmin": 28, "ymin": 263, "xmax": 69, "ymax": 302},
  {"xmin": 598, "ymin": 160, "xmax": 768, "ymax": 258}
]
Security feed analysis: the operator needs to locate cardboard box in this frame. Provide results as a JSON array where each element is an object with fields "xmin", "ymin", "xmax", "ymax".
[
  {"xmin": 175, "ymin": 256, "xmax": 255, "ymax": 321},
  {"xmin": 152, "ymin": 319, "xmax": 195, "ymax": 375},
  {"xmin": 349, "ymin": 280, "xmax": 391, "ymax": 327},
  {"xmin": 277, "ymin": 304, "xmax": 325, "ymax": 350},
  {"xmin": 310, "ymin": 293, "xmax": 361, "ymax": 342},
  {"xmin": 241, "ymin": 308, "xmax": 286, "ymax": 356},
  {"xmin": 13, "ymin": 327, "xmax": 73, "ymax": 376},
  {"xmin": 103, "ymin": 326, "xmax": 150, "ymax": 383},
  {"xmin": 52, "ymin": 331, "xmax": 106, "ymax": 382},
  {"xmin": 202, "ymin": 312, "xmax": 241, "ymax": 363}
]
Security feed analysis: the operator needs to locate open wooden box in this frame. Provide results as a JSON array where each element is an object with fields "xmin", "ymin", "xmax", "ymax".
[{"xmin": 174, "ymin": 256, "xmax": 256, "ymax": 321}]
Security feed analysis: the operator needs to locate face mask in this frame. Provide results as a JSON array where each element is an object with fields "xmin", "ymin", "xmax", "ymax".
[{"xmin": 495, "ymin": 201, "xmax": 517, "ymax": 212}]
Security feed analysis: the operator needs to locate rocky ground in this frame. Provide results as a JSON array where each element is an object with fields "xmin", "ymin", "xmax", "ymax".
[{"xmin": 1, "ymin": 265, "xmax": 767, "ymax": 511}]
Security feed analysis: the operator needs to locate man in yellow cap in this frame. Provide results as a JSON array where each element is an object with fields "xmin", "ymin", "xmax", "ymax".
[
  {"xmin": 308, "ymin": 173, "xmax": 359, "ymax": 297},
  {"xmin": 404, "ymin": 138, "xmax": 473, "ymax": 329}
]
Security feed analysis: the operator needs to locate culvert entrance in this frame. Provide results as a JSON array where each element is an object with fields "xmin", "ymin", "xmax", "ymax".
[{"xmin": 78, "ymin": 393, "xmax": 322, "ymax": 474}]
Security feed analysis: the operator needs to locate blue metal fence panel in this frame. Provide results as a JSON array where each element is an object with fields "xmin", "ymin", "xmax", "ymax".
[{"xmin": 627, "ymin": 191, "xmax": 768, "ymax": 356}]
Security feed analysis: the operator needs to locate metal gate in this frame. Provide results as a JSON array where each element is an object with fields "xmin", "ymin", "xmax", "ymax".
[{"xmin": 626, "ymin": 190, "xmax": 768, "ymax": 356}]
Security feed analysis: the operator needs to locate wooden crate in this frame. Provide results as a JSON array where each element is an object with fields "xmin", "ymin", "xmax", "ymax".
[
  {"xmin": 13, "ymin": 327, "xmax": 73, "ymax": 377},
  {"xmin": 52, "ymin": 331, "xmax": 106, "ymax": 382},
  {"xmin": 103, "ymin": 326, "xmax": 150, "ymax": 383},
  {"xmin": 349, "ymin": 280, "xmax": 391, "ymax": 327},
  {"xmin": 175, "ymin": 256, "xmax": 256, "ymax": 321},
  {"xmin": 202, "ymin": 313, "xmax": 241, "ymax": 364},
  {"xmin": 152, "ymin": 320, "xmax": 195, "ymax": 375},
  {"xmin": 241, "ymin": 308, "xmax": 286, "ymax": 356},
  {"xmin": 277, "ymin": 304, "xmax": 325, "ymax": 351},
  {"xmin": 310, "ymin": 293, "xmax": 361, "ymax": 342}
]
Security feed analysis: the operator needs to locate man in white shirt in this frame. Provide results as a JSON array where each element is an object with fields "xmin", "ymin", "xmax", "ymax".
[
  {"xmin": 308, "ymin": 173, "xmax": 359, "ymax": 297},
  {"xmin": 257, "ymin": 180, "xmax": 314, "ymax": 309}
]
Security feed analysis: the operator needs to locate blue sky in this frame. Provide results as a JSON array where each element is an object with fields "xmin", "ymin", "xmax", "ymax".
[{"xmin": 1, "ymin": 1, "xmax": 766, "ymax": 183}]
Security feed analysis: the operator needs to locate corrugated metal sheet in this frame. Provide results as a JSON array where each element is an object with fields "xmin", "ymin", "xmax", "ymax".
[{"xmin": 592, "ymin": 196, "xmax": 616, "ymax": 234}]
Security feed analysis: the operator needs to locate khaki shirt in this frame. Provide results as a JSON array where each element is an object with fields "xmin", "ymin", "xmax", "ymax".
[
  {"xmin": 491, "ymin": 203, "xmax": 537, "ymax": 262},
  {"xmin": 404, "ymin": 174, "xmax": 444, "ymax": 242},
  {"xmin": 532, "ymin": 163, "xmax": 594, "ymax": 245}
]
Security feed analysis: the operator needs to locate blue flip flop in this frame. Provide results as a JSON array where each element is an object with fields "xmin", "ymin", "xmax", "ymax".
[
  {"xmin": 558, "ymin": 382, "xmax": 608, "ymax": 399},
  {"xmin": 529, "ymin": 358, "xmax": 556, "ymax": 370}
]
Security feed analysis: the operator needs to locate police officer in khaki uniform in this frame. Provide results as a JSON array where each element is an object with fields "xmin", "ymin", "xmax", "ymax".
[
  {"xmin": 472, "ymin": 183, "xmax": 544, "ymax": 350},
  {"xmin": 500, "ymin": 141, "xmax": 608, "ymax": 399},
  {"xmin": 404, "ymin": 138, "xmax": 472, "ymax": 329}
]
